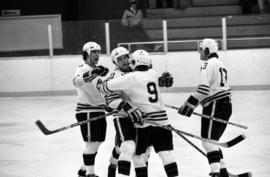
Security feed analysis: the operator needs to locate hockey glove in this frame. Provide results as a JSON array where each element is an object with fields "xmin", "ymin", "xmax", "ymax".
[
  {"xmin": 178, "ymin": 95, "xmax": 199, "ymax": 117},
  {"xmin": 91, "ymin": 65, "xmax": 109, "ymax": 76},
  {"xmin": 122, "ymin": 102, "xmax": 144, "ymax": 125},
  {"xmin": 158, "ymin": 72, "xmax": 174, "ymax": 87}
]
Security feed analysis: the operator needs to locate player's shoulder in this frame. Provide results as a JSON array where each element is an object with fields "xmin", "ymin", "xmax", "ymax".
[
  {"xmin": 108, "ymin": 69, "xmax": 125, "ymax": 79},
  {"xmin": 77, "ymin": 63, "xmax": 90, "ymax": 71},
  {"xmin": 208, "ymin": 57, "xmax": 225, "ymax": 68}
]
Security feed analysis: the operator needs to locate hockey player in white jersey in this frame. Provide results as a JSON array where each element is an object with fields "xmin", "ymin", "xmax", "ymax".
[
  {"xmin": 98, "ymin": 49, "xmax": 179, "ymax": 177},
  {"xmin": 73, "ymin": 41, "xmax": 109, "ymax": 177},
  {"xmin": 178, "ymin": 38, "xmax": 232, "ymax": 177},
  {"xmin": 105, "ymin": 46, "xmax": 136, "ymax": 177}
]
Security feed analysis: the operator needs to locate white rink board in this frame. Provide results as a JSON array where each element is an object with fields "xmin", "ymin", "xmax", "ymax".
[{"xmin": 0, "ymin": 48, "xmax": 270, "ymax": 94}]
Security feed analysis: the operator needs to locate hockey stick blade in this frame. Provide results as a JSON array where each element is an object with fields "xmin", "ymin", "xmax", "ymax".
[
  {"xmin": 225, "ymin": 134, "xmax": 246, "ymax": 148},
  {"xmin": 145, "ymin": 119, "xmax": 245, "ymax": 148},
  {"xmin": 229, "ymin": 172, "xmax": 252, "ymax": 177},
  {"xmin": 35, "ymin": 111, "xmax": 115, "ymax": 136},
  {"xmin": 35, "ymin": 120, "xmax": 58, "ymax": 135}
]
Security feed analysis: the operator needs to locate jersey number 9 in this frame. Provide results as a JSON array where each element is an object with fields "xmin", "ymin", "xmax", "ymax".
[{"xmin": 147, "ymin": 82, "xmax": 158, "ymax": 103}]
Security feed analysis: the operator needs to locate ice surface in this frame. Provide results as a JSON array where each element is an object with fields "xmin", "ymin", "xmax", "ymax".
[{"xmin": 0, "ymin": 91, "xmax": 269, "ymax": 177}]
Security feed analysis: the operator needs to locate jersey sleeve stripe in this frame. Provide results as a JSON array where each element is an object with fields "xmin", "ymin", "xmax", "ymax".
[
  {"xmin": 100, "ymin": 82, "xmax": 114, "ymax": 95},
  {"xmin": 106, "ymin": 94, "xmax": 122, "ymax": 104},
  {"xmin": 76, "ymin": 103, "xmax": 105, "ymax": 112},
  {"xmin": 144, "ymin": 110, "xmax": 168, "ymax": 122}
]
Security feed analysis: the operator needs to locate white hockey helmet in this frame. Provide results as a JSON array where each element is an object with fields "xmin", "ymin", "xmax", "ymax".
[
  {"xmin": 82, "ymin": 41, "xmax": 101, "ymax": 55},
  {"xmin": 110, "ymin": 47, "xmax": 129, "ymax": 65},
  {"xmin": 198, "ymin": 38, "xmax": 218, "ymax": 56},
  {"xmin": 130, "ymin": 49, "xmax": 151, "ymax": 70}
]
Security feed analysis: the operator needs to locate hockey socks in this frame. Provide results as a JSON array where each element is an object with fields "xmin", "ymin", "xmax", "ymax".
[
  {"xmin": 135, "ymin": 167, "xmax": 148, "ymax": 177},
  {"xmin": 118, "ymin": 160, "xmax": 131, "ymax": 176},
  {"xmin": 164, "ymin": 162, "xmax": 179, "ymax": 177},
  {"xmin": 83, "ymin": 153, "xmax": 97, "ymax": 175},
  {"xmin": 108, "ymin": 164, "xmax": 116, "ymax": 177},
  {"xmin": 207, "ymin": 151, "xmax": 221, "ymax": 173},
  {"xmin": 219, "ymin": 149, "xmax": 229, "ymax": 177},
  {"xmin": 108, "ymin": 147, "xmax": 120, "ymax": 177}
]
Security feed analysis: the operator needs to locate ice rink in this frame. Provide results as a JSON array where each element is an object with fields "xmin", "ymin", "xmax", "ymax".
[{"xmin": 0, "ymin": 90, "xmax": 269, "ymax": 177}]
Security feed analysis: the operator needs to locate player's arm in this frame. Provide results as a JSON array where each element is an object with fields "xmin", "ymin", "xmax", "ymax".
[
  {"xmin": 178, "ymin": 62, "xmax": 212, "ymax": 117},
  {"xmin": 73, "ymin": 65, "xmax": 109, "ymax": 88},
  {"xmin": 98, "ymin": 73, "xmax": 135, "ymax": 95}
]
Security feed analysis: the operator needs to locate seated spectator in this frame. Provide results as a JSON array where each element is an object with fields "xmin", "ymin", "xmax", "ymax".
[{"xmin": 121, "ymin": 0, "xmax": 155, "ymax": 52}]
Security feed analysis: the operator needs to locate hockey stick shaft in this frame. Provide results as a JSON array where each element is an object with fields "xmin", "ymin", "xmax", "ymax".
[
  {"xmin": 144, "ymin": 120, "xmax": 245, "ymax": 148},
  {"xmin": 176, "ymin": 131, "xmax": 207, "ymax": 156},
  {"xmin": 35, "ymin": 111, "xmax": 115, "ymax": 135},
  {"xmin": 164, "ymin": 104, "xmax": 248, "ymax": 129}
]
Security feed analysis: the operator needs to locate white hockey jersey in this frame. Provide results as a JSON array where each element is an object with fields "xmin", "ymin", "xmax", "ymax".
[
  {"xmin": 100, "ymin": 69, "xmax": 169, "ymax": 127},
  {"xmin": 73, "ymin": 62, "xmax": 106, "ymax": 113},
  {"xmin": 105, "ymin": 69, "xmax": 130, "ymax": 119},
  {"xmin": 194, "ymin": 57, "xmax": 231, "ymax": 106}
]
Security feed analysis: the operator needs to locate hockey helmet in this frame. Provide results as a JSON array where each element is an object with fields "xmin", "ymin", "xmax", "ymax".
[
  {"xmin": 82, "ymin": 41, "xmax": 101, "ymax": 55},
  {"xmin": 130, "ymin": 49, "xmax": 151, "ymax": 70},
  {"xmin": 198, "ymin": 38, "xmax": 218, "ymax": 56},
  {"xmin": 110, "ymin": 47, "xmax": 129, "ymax": 65}
]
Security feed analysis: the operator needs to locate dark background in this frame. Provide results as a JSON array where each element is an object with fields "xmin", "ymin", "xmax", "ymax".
[{"xmin": 0, "ymin": 0, "xmax": 134, "ymax": 20}]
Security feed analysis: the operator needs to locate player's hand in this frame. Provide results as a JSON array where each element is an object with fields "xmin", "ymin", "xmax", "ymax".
[
  {"xmin": 122, "ymin": 102, "xmax": 144, "ymax": 125},
  {"xmin": 178, "ymin": 95, "xmax": 199, "ymax": 117},
  {"xmin": 178, "ymin": 104, "xmax": 194, "ymax": 117},
  {"xmin": 158, "ymin": 72, "xmax": 173, "ymax": 87},
  {"xmin": 91, "ymin": 65, "xmax": 109, "ymax": 76}
]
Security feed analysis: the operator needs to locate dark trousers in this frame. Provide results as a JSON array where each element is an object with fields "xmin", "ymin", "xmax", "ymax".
[{"xmin": 201, "ymin": 97, "xmax": 232, "ymax": 140}]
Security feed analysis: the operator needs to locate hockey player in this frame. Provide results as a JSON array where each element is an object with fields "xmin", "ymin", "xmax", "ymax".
[
  {"xmin": 105, "ymin": 46, "xmax": 136, "ymax": 177},
  {"xmin": 178, "ymin": 38, "xmax": 232, "ymax": 177},
  {"xmin": 73, "ymin": 41, "xmax": 109, "ymax": 177},
  {"xmin": 107, "ymin": 47, "xmax": 174, "ymax": 177},
  {"xmin": 97, "ymin": 49, "xmax": 179, "ymax": 177}
]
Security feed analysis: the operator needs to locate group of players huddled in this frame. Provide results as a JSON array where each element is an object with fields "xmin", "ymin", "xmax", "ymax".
[{"xmin": 72, "ymin": 38, "xmax": 232, "ymax": 177}]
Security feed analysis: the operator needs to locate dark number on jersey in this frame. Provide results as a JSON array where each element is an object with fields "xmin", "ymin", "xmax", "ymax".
[
  {"xmin": 219, "ymin": 68, "xmax": 228, "ymax": 87},
  {"xmin": 147, "ymin": 82, "xmax": 158, "ymax": 103}
]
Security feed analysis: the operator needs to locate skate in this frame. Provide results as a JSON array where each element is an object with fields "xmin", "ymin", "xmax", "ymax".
[{"xmin": 78, "ymin": 169, "xmax": 86, "ymax": 177}]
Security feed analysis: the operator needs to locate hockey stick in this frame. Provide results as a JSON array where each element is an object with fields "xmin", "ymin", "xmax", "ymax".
[
  {"xmin": 144, "ymin": 120, "xmax": 245, "ymax": 148},
  {"xmin": 145, "ymin": 119, "xmax": 250, "ymax": 176},
  {"xmin": 35, "ymin": 111, "xmax": 115, "ymax": 135},
  {"xmin": 176, "ymin": 134, "xmax": 252, "ymax": 177},
  {"xmin": 175, "ymin": 134, "xmax": 251, "ymax": 177},
  {"xmin": 164, "ymin": 104, "xmax": 248, "ymax": 130}
]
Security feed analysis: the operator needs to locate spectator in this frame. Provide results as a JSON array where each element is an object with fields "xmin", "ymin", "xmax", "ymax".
[{"xmin": 121, "ymin": 0, "xmax": 155, "ymax": 52}]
